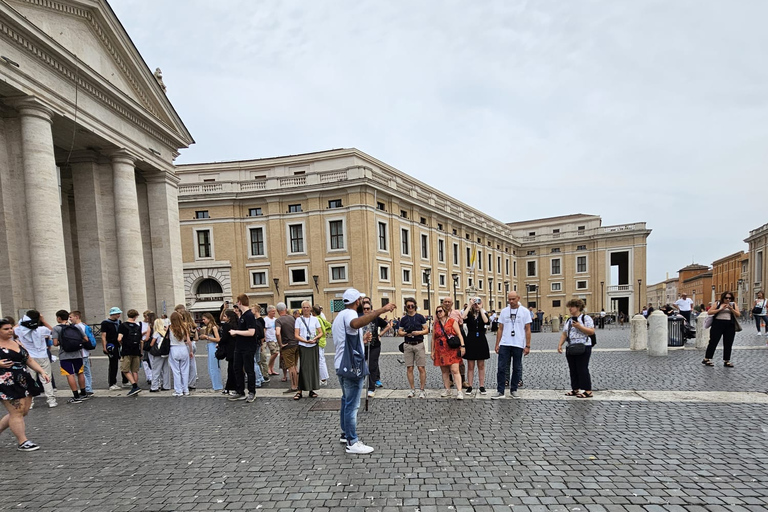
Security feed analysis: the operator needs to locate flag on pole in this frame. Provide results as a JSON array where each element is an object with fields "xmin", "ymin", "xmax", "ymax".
[{"xmin": 470, "ymin": 248, "xmax": 477, "ymax": 270}]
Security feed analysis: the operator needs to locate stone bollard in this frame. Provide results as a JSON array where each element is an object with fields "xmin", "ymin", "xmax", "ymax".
[
  {"xmin": 647, "ymin": 310, "xmax": 668, "ymax": 356},
  {"xmin": 630, "ymin": 314, "xmax": 648, "ymax": 350},
  {"xmin": 551, "ymin": 317, "xmax": 561, "ymax": 333},
  {"xmin": 695, "ymin": 313, "xmax": 710, "ymax": 350}
]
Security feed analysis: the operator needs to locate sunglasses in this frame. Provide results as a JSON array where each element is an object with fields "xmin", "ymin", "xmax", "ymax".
[
  {"xmin": 406, "ymin": 304, "xmax": 415, "ymax": 309},
  {"xmin": 725, "ymin": 296, "xmax": 733, "ymax": 300},
  {"xmin": 363, "ymin": 307, "xmax": 372, "ymax": 311},
  {"xmin": 436, "ymin": 310, "xmax": 444, "ymax": 314}
]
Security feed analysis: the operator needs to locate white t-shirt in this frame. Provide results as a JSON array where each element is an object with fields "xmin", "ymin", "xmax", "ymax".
[
  {"xmin": 15, "ymin": 324, "xmax": 50, "ymax": 359},
  {"xmin": 332, "ymin": 308, "xmax": 364, "ymax": 370},
  {"xmin": 674, "ymin": 298, "xmax": 693, "ymax": 312},
  {"xmin": 498, "ymin": 306, "xmax": 533, "ymax": 348},
  {"xmin": 264, "ymin": 316, "xmax": 277, "ymax": 343},
  {"xmin": 563, "ymin": 314, "xmax": 595, "ymax": 346},
  {"xmin": 295, "ymin": 315, "xmax": 321, "ymax": 348}
]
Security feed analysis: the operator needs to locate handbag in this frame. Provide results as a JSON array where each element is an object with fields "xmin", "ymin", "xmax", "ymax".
[
  {"xmin": 336, "ymin": 319, "xmax": 368, "ymax": 379},
  {"xmin": 214, "ymin": 341, "xmax": 227, "ymax": 360},
  {"xmin": 752, "ymin": 300, "xmax": 766, "ymax": 316},
  {"xmin": 565, "ymin": 343, "xmax": 587, "ymax": 356},
  {"xmin": 437, "ymin": 319, "xmax": 461, "ymax": 349}
]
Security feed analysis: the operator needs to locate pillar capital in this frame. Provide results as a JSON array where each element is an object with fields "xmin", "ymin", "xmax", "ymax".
[
  {"xmin": 142, "ymin": 169, "xmax": 180, "ymax": 187},
  {"xmin": 60, "ymin": 149, "xmax": 100, "ymax": 166},
  {"xmin": 7, "ymin": 97, "xmax": 55, "ymax": 124},
  {"xmin": 109, "ymin": 149, "xmax": 137, "ymax": 166}
]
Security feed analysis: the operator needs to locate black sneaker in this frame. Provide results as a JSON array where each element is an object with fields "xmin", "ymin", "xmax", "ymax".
[
  {"xmin": 126, "ymin": 387, "xmax": 142, "ymax": 397},
  {"xmin": 228, "ymin": 393, "xmax": 246, "ymax": 401},
  {"xmin": 245, "ymin": 393, "xmax": 256, "ymax": 403},
  {"xmin": 67, "ymin": 397, "xmax": 83, "ymax": 404},
  {"xmin": 85, "ymin": 391, "xmax": 95, "ymax": 397},
  {"xmin": 479, "ymin": 387, "xmax": 487, "ymax": 395},
  {"xmin": 17, "ymin": 440, "xmax": 39, "ymax": 452},
  {"xmin": 79, "ymin": 394, "xmax": 91, "ymax": 401},
  {"xmin": 149, "ymin": 389, "xmax": 160, "ymax": 393},
  {"xmin": 465, "ymin": 386, "xmax": 473, "ymax": 394}
]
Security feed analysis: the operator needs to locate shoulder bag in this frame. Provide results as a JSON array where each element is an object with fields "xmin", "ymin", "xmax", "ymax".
[
  {"xmin": 564, "ymin": 317, "xmax": 587, "ymax": 356},
  {"xmin": 752, "ymin": 300, "xmax": 766, "ymax": 316},
  {"xmin": 437, "ymin": 319, "xmax": 461, "ymax": 349},
  {"xmin": 336, "ymin": 318, "xmax": 368, "ymax": 379}
]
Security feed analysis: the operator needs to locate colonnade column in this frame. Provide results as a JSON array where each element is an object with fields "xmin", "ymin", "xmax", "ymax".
[
  {"xmin": 145, "ymin": 171, "xmax": 186, "ymax": 314},
  {"xmin": 16, "ymin": 99, "xmax": 69, "ymax": 320},
  {"xmin": 111, "ymin": 150, "xmax": 147, "ymax": 312}
]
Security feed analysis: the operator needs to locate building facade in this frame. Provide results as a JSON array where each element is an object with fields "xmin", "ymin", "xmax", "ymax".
[
  {"xmin": 0, "ymin": 0, "xmax": 193, "ymax": 322},
  {"xmin": 712, "ymin": 251, "xmax": 746, "ymax": 305},
  {"xmin": 677, "ymin": 264, "xmax": 712, "ymax": 307},
  {"xmin": 176, "ymin": 149, "xmax": 651, "ymax": 321},
  {"xmin": 746, "ymin": 222, "xmax": 768, "ymax": 304}
]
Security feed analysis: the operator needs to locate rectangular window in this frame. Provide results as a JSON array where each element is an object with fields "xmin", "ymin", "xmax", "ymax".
[
  {"xmin": 421, "ymin": 234, "xmax": 428, "ymax": 259},
  {"xmin": 452, "ymin": 229, "xmax": 457, "ymax": 235},
  {"xmin": 527, "ymin": 261, "xmax": 536, "ymax": 277},
  {"xmin": 377, "ymin": 202, "xmax": 386, "ymax": 211},
  {"xmin": 289, "ymin": 224, "xmax": 304, "ymax": 253},
  {"xmin": 249, "ymin": 227, "xmax": 264, "ymax": 256},
  {"xmin": 551, "ymin": 259, "xmax": 561, "ymax": 275},
  {"xmin": 328, "ymin": 199, "xmax": 343, "ymax": 209},
  {"xmin": 195, "ymin": 210, "xmax": 209, "ymax": 219},
  {"xmin": 513, "ymin": 260, "xmax": 517, "ymax": 277},
  {"xmin": 197, "ymin": 230, "xmax": 211, "ymax": 258},
  {"xmin": 577, "ymin": 280, "xmax": 587, "ymax": 289},
  {"xmin": 439, "ymin": 274, "xmax": 446, "ymax": 287},
  {"xmin": 553, "ymin": 229, "xmax": 560, "ymax": 234},
  {"xmin": 497, "ymin": 256, "xmax": 501, "ymax": 273},
  {"xmin": 466, "ymin": 247, "xmax": 471, "ymax": 267},
  {"xmin": 577, "ymin": 245, "xmax": 587, "ymax": 251},
  {"xmin": 527, "ymin": 250, "xmax": 536, "ymax": 256},
  {"xmin": 331, "ymin": 266, "xmax": 346, "ymax": 281},
  {"xmin": 400, "ymin": 210, "xmax": 408, "ymax": 218},
  {"xmin": 402, "ymin": 269, "xmax": 411, "ymax": 283},
  {"xmin": 578, "ymin": 225, "xmax": 586, "ymax": 231},
  {"xmin": 291, "ymin": 268, "xmax": 307, "ymax": 284},
  {"xmin": 248, "ymin": 208, "xmax": 262, "ymax": 217},
  {"xmin": 401, "ymin": 228, "xmax": 410, "ymax": 255},
  {"xmin": 528, "ymin": 231, "xmax": 536, "ymax": 236},
  {"xmin": 478, "ymin": 250, "xmax": 483, "ymax": 270},
  {"xmin": 478, "ymin": 279, "xmax": 483, "ymax": 290},
  {"xmin": 379, "ymin": 266, "xmax": 389, "ymax": 281},
  {"xmin": 577, "ymin": 256, "xmax": 587, "ymax": 273},
  {"xmin": 288, "ymin": 204, "xmax": 302, "ymax": 213},
  {"xmin": 552, "ymin": 300, "xmax": 561, "ymax": 308},
  {"xmin": 437, "ymin": 223, "xmax": 443, "ymax": 231},
  {"xmin": 551, "ymin": 248, "xmax": 561, "ymax": 253},
  {"xmin": 420, "ymin": 217, "xmax": 427, "ymax": 225},
  {"xmin": 438, "ymin": 240, "xmax": 445, "ymax": 262},
  {"xmin": 251, "ymin": 271, "xmax": 266, "ymax": 287},
  {"xmin": 453, "ymin": 243, "xmax": 459, "ymax": 265},
  {"xmin": 377, "ymin": 222, "xmax": 388, "ymax": 251},
  {"xmin": 551, "ymin": 282, "xmax": 562, "ymax": 292},
  {"xmin": 489, "ymin": 253, "xmax": 493, "ymax": 271},
  {"xmin": 329, "ymin": 220, "xmax": 344, "ymax": 250},
  {"xmin": 468, "ymin": 277, "xmax": 473, "ymax": 287}
]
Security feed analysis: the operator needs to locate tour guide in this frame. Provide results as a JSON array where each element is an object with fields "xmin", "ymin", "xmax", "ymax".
[{"xmin": 332, "ymin": 288, "xmax": 395, "ymax": 455}]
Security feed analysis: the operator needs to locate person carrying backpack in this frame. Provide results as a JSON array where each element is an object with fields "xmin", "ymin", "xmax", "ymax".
[
  {"xmin": 70, "ymin": 311, "xmax": 96, "ymax": 397},
  {"xmin": 117, "ymin": 309, "xmax": 144, "ymax": 396},
  {"xmin": 52, "ymin": 309, "xmax": 89, "ymax": 404},
  {"xmin": 557, "ymin": 299, "xmax": 596, "ymax": 399}
]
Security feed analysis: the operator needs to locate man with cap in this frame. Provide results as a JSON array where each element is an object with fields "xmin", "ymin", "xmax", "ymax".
[
  {"xmin": 332, "ymin": 288, "xmax": 395, "ymax": 455},
  {"xmin": 101, "ymin": 307, "xmax": 122, "ymax": 390}
]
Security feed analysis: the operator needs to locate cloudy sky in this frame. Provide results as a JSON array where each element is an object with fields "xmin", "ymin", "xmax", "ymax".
[{"xmin": 112, "ymin": 0, "xmax": 767, "ymax": 285}]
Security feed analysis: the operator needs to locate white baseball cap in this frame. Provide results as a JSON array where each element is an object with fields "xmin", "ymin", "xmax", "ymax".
[{"xmin": 342, "ymin": 288, "xmax": 365, "ymax": 304}]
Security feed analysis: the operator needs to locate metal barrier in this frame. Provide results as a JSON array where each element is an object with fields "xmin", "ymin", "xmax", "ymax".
[{"xmin": 667, "ymin": 316, "xmax": 685, "ymax": 346}]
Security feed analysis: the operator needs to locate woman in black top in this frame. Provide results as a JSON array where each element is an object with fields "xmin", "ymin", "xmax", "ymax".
[
  {"xmin": 219, "ymin": 310, "xmax": 238, "ymax": 395},
  {"xmin": 462, "ymin": 298, "xmax": 490, "ymax": 394}
]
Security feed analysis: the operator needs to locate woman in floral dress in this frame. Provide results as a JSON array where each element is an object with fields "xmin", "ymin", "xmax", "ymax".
[{"xmin": 431, "ymin": 306, "xmax": 466, "ymax": 399}]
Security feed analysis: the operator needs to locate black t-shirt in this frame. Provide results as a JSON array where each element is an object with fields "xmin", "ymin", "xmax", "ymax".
[
  {"xmin": 399, "ymin": 314, "xmax": 426, "ymax": 342},
  {"xmin": 235, "ymin": 310, "xmax": 262, "ymax": 351},
  {"xmin": 365, "ymin": 317, "xmax": 389, "ymax": 346},
  {"xmin": 100, "ymin": 319, "xmax": 120, "ymax": 346},
  {"xmin": 117, "ymin": 322, "xmax": 142, "ymax": 356}
]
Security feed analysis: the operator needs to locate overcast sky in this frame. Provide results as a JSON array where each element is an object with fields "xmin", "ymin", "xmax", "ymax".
[{"xmin": 112, "ymin": 0, "xmax": 767, "ymax": 285}]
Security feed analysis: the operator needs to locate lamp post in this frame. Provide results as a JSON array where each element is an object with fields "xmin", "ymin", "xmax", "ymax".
[
  {"xmin": 312, "ymin": 274, "xmax": 319, "ymax": 292},
  {"xmin": 425, "ymin": 268, "xmax": 432, "ymax": 318},
  {"xmin": 273, "ymin": 277, "xmax": 280, "ymax": 295},
  {"xmin": 637, "ymin": 279, "xmax": 642, "ymax": 314},
  {"xmin": 536, "ymin": 284, "xmax": 539, "ymax": 309},
  {"xmin": 452, "ymin": 273, "xmax": 459, "ymax": 307},
  {"xmin": 600, "ymin": 281, "xmax": 604, "ymax": 310}
]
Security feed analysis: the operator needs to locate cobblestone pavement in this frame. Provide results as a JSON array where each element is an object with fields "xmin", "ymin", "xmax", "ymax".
[{"xmin": 5, "ymin": 328, "xmax": 768, "ymax": 511}]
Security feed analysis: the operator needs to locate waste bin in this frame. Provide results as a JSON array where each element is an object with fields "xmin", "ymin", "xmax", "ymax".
[
  {"xmin": 668, "ymin": 316, "xmax": 685, "ymax": 346},
  {"xmin": 551, "ymin": 317, "xmax": 560, "ymax": 333}
]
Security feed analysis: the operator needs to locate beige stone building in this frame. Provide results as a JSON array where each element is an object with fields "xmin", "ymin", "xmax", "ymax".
[
  {"xmin": 177, "ymin": 149, "xmax": 651, "ymax": 321},
  {"xmin": 0, "ymin": 0, "xmax": 193, "ymax": 321},
  {"xmin": 745, "ymin": 222, "xmax": 768, "ymax": 305}
]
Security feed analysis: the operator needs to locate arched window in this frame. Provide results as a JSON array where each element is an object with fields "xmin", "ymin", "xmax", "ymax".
[{"xmin": 196, "ymin": 278, "xmax": 223, "ymax": 295}]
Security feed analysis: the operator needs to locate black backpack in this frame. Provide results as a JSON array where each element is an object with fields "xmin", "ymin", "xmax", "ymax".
[
  {"xmin": 59, "ymin": 324, "xmax": 85, "ymax": 352},
  {"xmin": 121, "ymin": 322, "xmax": 143, "ymax": 355}
]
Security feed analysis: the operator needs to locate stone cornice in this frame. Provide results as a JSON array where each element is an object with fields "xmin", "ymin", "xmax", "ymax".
[
  {"xmin": 0, "ymin": 4, "xmax": 191, "ymax": 151},
  {"xmin": 6, "ymin": 96, "xmax": 54, "ymax": 122}
]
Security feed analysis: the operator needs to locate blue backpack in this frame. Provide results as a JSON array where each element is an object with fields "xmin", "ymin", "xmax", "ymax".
[{"xmin": 84, "ymin": 324, "xmax": 98, "ymax": 350}]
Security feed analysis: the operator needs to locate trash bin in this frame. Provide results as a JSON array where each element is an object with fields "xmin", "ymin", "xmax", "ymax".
[
  {"xmin": 551, "ymin": 317, "xmax": 561, "ymax": 333},
  {"xmin": 667, "ymin": 316, "xmax": 685, "ymax": 347}
]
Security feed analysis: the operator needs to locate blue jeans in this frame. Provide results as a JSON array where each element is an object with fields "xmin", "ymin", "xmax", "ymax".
[
  {"xmin": 339, "ymin": 375, "xmax": 364, "ymax": 445},
  {"xmin": 207, "ymin": 342, "xmax": 223, "ymax": 390},
  {"xmin": 497, "ymin": 345, "xmax": 523, "ymax": 394},
  {"xmin": 253, "ymin": 351, "xmax": 264, "ymax": 387},
  {"xmin": 82, "ymin": 355, "xmax": 93, "ymax": 392}
]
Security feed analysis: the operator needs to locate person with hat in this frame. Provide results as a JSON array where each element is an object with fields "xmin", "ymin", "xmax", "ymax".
[
  {"xmin": 101, "ymin": 307, "xmax": 122, "ymax": 390},
  {"xmin": 332, "ymin": 288, "xmax": 395, "ymax": 455}
]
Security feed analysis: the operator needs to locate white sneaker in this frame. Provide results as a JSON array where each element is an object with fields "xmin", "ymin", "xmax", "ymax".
[
  {"xmin": 108, "ymin": 385, "xmax": 120, "ymax": 391},
  {"xmin": 491, "ymin": 392, "xmax": 506, "ymax": 400},
  {"xmin": 418, "ymin": 390, "xmax": 426, "ymax": 399},
  {"xmin": 345, "ymin": 441, "xmax": 374, "ymax": 455},
  {"xmin": 47, "ymin": 401, "xmax": 57, "ymax": 408},
  {"xmin": 407, "ymin": 389, "xmax": 415, "ymax": 398},
  {"xmin": 456, "ymin": 391, "xmax": 464, "ymax": 400},
  {"xmin": 440, "ymin": 389, "xmax": 450, "ymax": 397},
  {"xmin": 367, "ymin": 390, "xmax": 375, "ymax": 398}
]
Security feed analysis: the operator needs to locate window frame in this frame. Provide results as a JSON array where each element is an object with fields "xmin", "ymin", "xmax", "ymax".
[
  {"xmin": 247, "ymin": 225, "xmax": 267, "ymax": 258},
  {"xmin": 551, "ymin": 282, "xmax": 562, "ymax": 292},
  {"xmin": 551, "ymin": 258, "xmax": 561, "ymax": 276},
  {"xmin": 288, "ymin": 266, "xmax": 309, "ymax": 285},
  {"xmin": 328, "ymin": 263, "xmax": 349, "ymax": 283},
  {"xmin": 249, "ymin": 269, "xmax": 269, "ymax": 289},
  {"xmin": 420, "ymin": 233, "xmax": 429, "ymax": 260},
  {"xmin": 377, "ymin": 220, "xmax": 388, "ymax": 252},
  {"xmin": 576, "ymin": 280, "xmax": 588, "ymax": 290},
  {"xmin": 402, "ymin": 267, "xmax": 412, "ymax": 284},
  {"xmin": 526, "ymin": 260, "xmax": 537, "ymax": 277},
  {"xmin": 576, "ymin": 255, "xmax": 588, "ymax": 273},
  {"xmin": 326, "ymin": 217, "xmax": 346, "ymax": 252},
  {"xmin": 379, "ymin": 265, "xmax": 390, "ymax": 282},
  {"xmin": 286, "ymin": 222, "xmax": 306, "ymax": 255},
  {"xmin": 194, "ymin": 228, "xmax": 213, "ymax": 260},
  {"xmin": 401, "ymin": 227, "xmax": 411, "ymax": 257}
]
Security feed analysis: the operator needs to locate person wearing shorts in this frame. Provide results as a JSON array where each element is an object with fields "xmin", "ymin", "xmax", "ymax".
[
  {"xmin": 397, "ymin": 297, "xmax": 428, "ymax": 399},
  {"xmin": 52, "ymin": 309, "xmax": 89, "ymax": 405}
]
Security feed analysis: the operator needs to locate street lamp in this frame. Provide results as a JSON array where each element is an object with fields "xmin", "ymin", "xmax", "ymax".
[
  {"xmin": 525, "ymin": 283, "xmax": 530, "ymax": 307},
  {"xmin": 600, "ymin": 281, "xmax": 604, "ymax": 310},
  {"xmin": 637, "ymin": 279, "xmax": 642, "ymax": 314},
  {"xmin": 452, "ymin": 273, "xmax": 459, "ymax": 307},
  {"xmin": 273, "ymin": 277, "xmax": 280, "ymax": 295},
  {"xmin": 488, "ymin": 277, "xmax": 493, "ymax": 310},
  {"xmin": 312, "ymin": 274, "xmax": 319, "ymax": 292},
  {"xmin": 425, "ymin": 268, "xmax": 432, "ymax": 317}
]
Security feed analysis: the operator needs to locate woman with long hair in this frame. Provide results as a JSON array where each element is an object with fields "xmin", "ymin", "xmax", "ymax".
[
  {"xmin": 703, "ymin": 291, "xmax": 741, "ymax": 367},
  {"xmin": 141, "ymin": 310, "xmax": 156, "ymax": 386},
  {"xmin": 148, "ymin": 316, "xmax": 170, "ymax": 392},
  {"xmin": 180, "ymin": 309, "xmax": 199, "ymax": 390},
  {"xmin": 293, "ymin": 301, "xmax": 321, "ymax": 400},
  {"xmin": 462, "ymin": 298, "xmax": 490, "ymax": 394},
  {"xmin": 200, "ymin": 312, "xmax": 222, "ymax": 391},
  {"xmin": 168, "ymin": 312, "xmax": 193, "ymax": 396},
  {"xmin": 0, "ymin": 317, "xmax": 51, "ymax": 451},
  {"xmin": 432, "ymin": 305, "xmax": 466, "ymax": 399},
  {"xmin": 754, "ymin": 291, "xmax": 767, "ymax": 336},
  {"xmin": 219, "ymin": 309, "xmax": 238, "ymax": 395}
]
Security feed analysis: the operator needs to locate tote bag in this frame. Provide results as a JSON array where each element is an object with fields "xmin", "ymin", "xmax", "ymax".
[{"xmin": 336, "ymin": 319, "xmax": 368, "ymax": 379}]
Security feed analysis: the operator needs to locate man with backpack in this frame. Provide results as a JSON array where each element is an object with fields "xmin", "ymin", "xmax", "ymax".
[
  {"xmin": 117, "ymin": 309, "xmax": 144, "ymax": 396},
  {"xmin": 52, "ymin": 309, "xmax": 89, "ymax": 404},
  {"xmin": 101, "ymin": 307, "xmax": 122, "ymax": 390},
  {"xmin": 69, "ymin": 311, "xmax": 96, "ymax": 397}
]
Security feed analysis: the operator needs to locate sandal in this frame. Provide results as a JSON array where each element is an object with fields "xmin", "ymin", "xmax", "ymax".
[
  {"xmin": 281, "ymin": 377, "xmax": 287, "ymax": 382},
  {"xmin": 293, "ymin": 392, "xmax": 302, "ymax": 400},
  {"xmin": 702, "ymin": 359, "xmax": 714, "ymax": 366},
  {"xmin": 565, "ymin": 390, "xmax": 579, "ymax": 396},
  {"xmin": 576, "ymin": 391, "xmax": 593, "ymax": 398},
  {"xmin": 309, "ymin": 391, "xmax": 319, "ymax": 398},
  {"xmin": 724, "ymin": 361, "xmax": 734, "ymax": 368}
]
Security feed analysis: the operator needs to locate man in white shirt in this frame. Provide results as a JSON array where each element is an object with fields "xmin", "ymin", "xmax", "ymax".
[
  {"xmin": 673, "ymin": 293, "xmax": 694, "ymax": 323},
  {"xmin": 492, "ymin": 292, "xmax": 532, "ymax": 399},
  {"xmin": 332, "ymin": 288, "xmax": 395, "ymax": 455},
  {"xmin": 264, "ymin": 305, "xmax": 279, "ymax": 375},
  {"xmin": 15, "ymin": 310, "xmax": 57, "ymax": 407}
]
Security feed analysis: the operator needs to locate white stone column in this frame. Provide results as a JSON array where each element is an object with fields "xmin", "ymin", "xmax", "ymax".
[
  {"xmin": 145, "ymin": 171, "xmax": 185, "ymax": 316},
  {"xmin": 647, "ymin": 310, "xmax": 668, "ymax": 357},
  {"xmin": 16, "ymin": 99, "xmax": 70, "ymax": 320},
  {"xmin": 111, "ymin": 150, "xmax": 147, "ymax": 312},
  {"xmin": 630, "ymin": 314, "xmax": 647, "ymax": 350},
  {"xmin": 695, "ymin": 313, "xmax": 710, "ymax": 350}
]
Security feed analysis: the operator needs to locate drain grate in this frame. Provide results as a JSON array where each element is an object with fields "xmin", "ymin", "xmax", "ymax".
[{"xmin": 309, "ymin": 399, "xmax": 342, "ymax": 411}]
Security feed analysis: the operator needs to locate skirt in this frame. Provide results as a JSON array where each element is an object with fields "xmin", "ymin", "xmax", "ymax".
[
  {"xmin": 463, "ymin": 331, "xmax": 490, "ymax": 360},
  {"xmin": 298, "ymin": 344, "xmax": 320, "ymax": 391},
  {"xmin": 0, "ymin": 368, "xmax": 42, "ymax": 401}
]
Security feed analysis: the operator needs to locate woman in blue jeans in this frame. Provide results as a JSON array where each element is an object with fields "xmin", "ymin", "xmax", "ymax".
[
  {"xmin": 200, "ymin": 313, "xmax": 222, "ymax": 391},
  {"xmin": 557, "ymin": 299, "xmax": 595, "ymax": 398}
]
